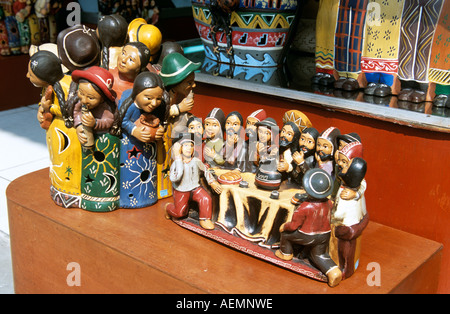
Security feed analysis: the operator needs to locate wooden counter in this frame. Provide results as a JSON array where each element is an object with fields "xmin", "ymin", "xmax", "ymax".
[{"xmin": 7, "ymin": 168, "xmax": 442, "ymax": 294}]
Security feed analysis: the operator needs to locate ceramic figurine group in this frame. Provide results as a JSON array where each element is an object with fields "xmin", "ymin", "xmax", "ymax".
[
  {"xmin": 312, "ymin": 0, "xmax": 450, "ymax": 108},
  {"xmin": 26, "ymin": 14, "xmax": 192, "ymax": 211},
  {"xmin": 26, "ymin": 10, "xmax": 370, "ymax": 287},
  {"xmin": 162, "ymin": 106, "xmax": 368, "ymax": 287},
  {"xmin": 0, "ymin": 0, "xmax": 64, "ymax": 56}
]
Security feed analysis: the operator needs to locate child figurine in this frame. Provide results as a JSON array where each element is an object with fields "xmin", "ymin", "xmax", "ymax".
[
  {"xmin": 27, "ymin": 50, "xmax": 82, "ymax": 208},
  {"xmin": 71, "ymin": 66, "xmax": 121, "ymax": 212},
  {"xmin": 117, "ymin": 71, "xmax": 167, "ymax": 208},
  {"xmin": 276, "ymin": 168, "xmax": 343, "ymax": 287},
  {"xmin": 165, "ymin": 133, "xmax": 223, "ymax": 230},
  {"xmin": 332, "ymin": 142, "xmax": 368, "ymax": 279},
  {"xmin": 203, "ymin": 107, "xmax": 226, "ymax": 168}
]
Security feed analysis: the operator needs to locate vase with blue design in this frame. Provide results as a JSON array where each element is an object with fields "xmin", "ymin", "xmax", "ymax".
[{"xmin": 192, "ymin": 0, "xmax": 299, "ymax": 68}]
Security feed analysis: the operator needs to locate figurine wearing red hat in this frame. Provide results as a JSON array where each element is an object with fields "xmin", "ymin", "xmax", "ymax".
[{"xmin": 71, "ymin": 66, "xmax": 121, "ymax": 212}]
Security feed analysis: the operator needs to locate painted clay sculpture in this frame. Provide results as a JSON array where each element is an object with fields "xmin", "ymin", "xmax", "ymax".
[
  {"xmin": 191, "ymin": 0, "xmax": 299, "ymax": 67},
  {"xmin": 291, "ymin": 127, "xmax": 319, "ymax": 186},
  {"xmin": 159, "ymin": 52, "xmax": 201, "ymax": 199},
  {"xmin": 97, "ymin": 13, "xmax": 128, "ymax": 70},
  {"xmin": 282, "ymin": 109, "xmax": 313, "ymax": 133},
  {"xmin": 127, "ymin": 18, "xmax": 162, "ymax": 63},
  {"xmin": 244, "ymin": 109, "xmax": 267, "ymax": 173},
  {"xmin": 165, "ymin": 133, "xmax": 223, "ymax": 230},
  {"xmin": 110, "ymin": 41, "xmax": 151, "ymax": 103},
  {"xmin": 331, "ymin": 142, "xmax": 368, "ymax": 279},
  {"xmin": 187, "ymin": 116, "xmax": 205, "ymax": 162},
  {"xmin": 152, "ymin": 41, "xmax": 185, "ymax": 73},
  {"xmin": 71, "ymin": 66, "xmax": 121, "ymax": 212},
  {"xmin": 428, "ymin": 0, "xmax": 450, "ymax": 107},
  {"xmin": 312, "ymin": 0, "xmax": 340, "ymax": 86},
  {"xmin": 56, "ymin": 24, "xmax": 101, "ymax": 74},
  {"xmin": 361, "ymin": 0, "xmax": 405, "ymax": 97},
  {"xmin": 277, "ymin": 121, "xmax": 301, "ymax": 181},
  {"xmin": 160, "ymin": 52, "xmax": 201, "ymax": 139},
  {"xmin": 117, "ymin": 71, "xmax": 167, "ymax": 209},
  {"xmin": 27, "ymin": 50, "xmax": 82, "ymax": 208},
  {"xmin": 254, "ymin": 117, "xmax": 281, "ymax": 190},
  {"xmin": 13, "ymin": 0, "xmax": 31, "ymax": 54},
  {"xmin": 0, "ymin": 6, "xmax": 11, "ymax": 56},
  {"xmin": 315, "ymin": 126, "xmax": 340, "ymax": 180},
  {"xmin": 34, "ymin": 0, "xmax": 51, "ymax": 44},
  {"xmin": 203, "ymin": 107, "xmax": 226, "ymax": 167},
  {"xmin": 397, "ymin": 0, "xmax": 444, "ymax": 103},
  {"xmin": 223, "ymin": 111, "xmax": 247, "ymax": 171},
  {"xmin": 3, "ymin": 2, "xmax": 21, "ymax": 55},
  {"xmin": 333, "ymin": 0, "xmax": 369, "ymax": 91},
  {"xmin": 276, "ymin": 168, "xmax": 342, "ymax": 287}
]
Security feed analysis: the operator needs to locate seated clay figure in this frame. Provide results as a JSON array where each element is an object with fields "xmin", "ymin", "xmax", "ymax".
[{"xmin": 276, "ymin": 168, "xmax": 343, "ymax": 287}]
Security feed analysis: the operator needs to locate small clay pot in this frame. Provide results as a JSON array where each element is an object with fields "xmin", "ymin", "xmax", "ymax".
[{"xmin": 134, "ymin": 113, "xmax": 160, "ymax": 142}]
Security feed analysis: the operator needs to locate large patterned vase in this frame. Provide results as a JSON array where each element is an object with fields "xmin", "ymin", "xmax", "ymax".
[{"xmin": 192, "ymin": 0, "xmax": 299, "ymax": 67}]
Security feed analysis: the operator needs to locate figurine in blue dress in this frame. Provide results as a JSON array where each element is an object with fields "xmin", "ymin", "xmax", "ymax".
[{"xmin": 117, "ymin": 71, "xmax": 168, "ymax": 208}]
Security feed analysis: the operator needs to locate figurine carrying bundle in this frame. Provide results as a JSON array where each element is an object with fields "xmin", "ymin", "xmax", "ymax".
[{"xmin": 71, "ymin": 66, "xmax": 121, "ymax": 212}]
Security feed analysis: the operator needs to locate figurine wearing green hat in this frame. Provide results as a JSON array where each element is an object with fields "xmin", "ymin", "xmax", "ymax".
[{"xmin": 159, "ymin": 52, "xmax": 201, "ymax": 139}]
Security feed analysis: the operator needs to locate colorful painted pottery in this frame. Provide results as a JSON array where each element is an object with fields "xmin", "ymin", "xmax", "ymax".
[
  {"xmin": 80, "ymin": 133, "xmax": 121, "ymax": 212},
  {"xmin": 191, "ymin": 0, "xmax": 299, "ymax": 67}
]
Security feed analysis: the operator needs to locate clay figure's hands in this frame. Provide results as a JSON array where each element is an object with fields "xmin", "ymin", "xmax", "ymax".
[
  {"xmin": 155, "ymin": 125, "xmax": 165, "ymax": 140},
  {"xmin": 340, "ymin": 188, "xmax": 358, "ymax": 200},
  {"xmin": 210, "ymin": 180, "xmax": 223, "ymax": 194},
  {"xmin": 132, "ymin": 126, "xmax": 152, "ymax": 142},
  {"xmin": 81, "ymin": 111, "xmax": 96, "ymax": 128},
  {"xmin": 292, "ymin": 151, "xmax": 304, "ymax": 165},
  {"xmin": 37, "ymin": 105, "xmax": 45, "ymax": 123},
  {"xmin": 277, "ymin": 161, "xmax": 289, "ymax": 172},
  {"xmin": 172, "ymin": 142, "xmax": 181, "ymax": 158},
  {"xmin": 178, "ymin": 95, "xmax": 194, "ymax": 113},
  {"xmin": 279, "ymin": 223, "xmax": 286, "ymax": 233},
  {"xmin": 76, "ymin": 125, "xmax": 88, "ymax": 145},
  {"xmin": 204, "ymin": 146, "xmax": 216, "ymax": 158}
]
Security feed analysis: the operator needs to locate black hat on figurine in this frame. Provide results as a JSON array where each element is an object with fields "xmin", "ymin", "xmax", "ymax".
[
  {"xmin": 338, "ymin": 157, "xmax": 367, "ymax": 189},
  {"xmin": 174, "ymin": 132, "xmax": 196, "ymax": 145},
  {"xmin": 302, "ymin": 168, "xmax": 333, "ymax": 200},
  {"xmin": 337, "ymin": 132, "xmax": 361, "ymax": 145}
]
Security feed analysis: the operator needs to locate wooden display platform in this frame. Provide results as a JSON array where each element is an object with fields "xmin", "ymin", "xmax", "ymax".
[{"xmin": 7, "ymin": 168, "xmax": 443, "ymax": 294}]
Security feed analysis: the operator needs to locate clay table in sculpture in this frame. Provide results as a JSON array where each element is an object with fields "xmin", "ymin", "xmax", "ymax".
[{"xmin": 7, "ymin": 168, "xmax": 443, "ymax": 293}]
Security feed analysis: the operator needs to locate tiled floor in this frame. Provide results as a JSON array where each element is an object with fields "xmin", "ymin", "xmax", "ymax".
[{"xmin": 0, "ymin": 104, "xmax": 50, "ymax": 294}]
